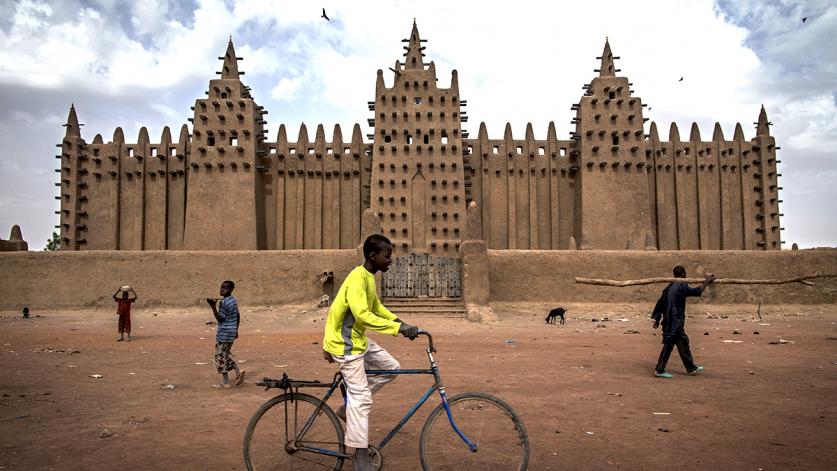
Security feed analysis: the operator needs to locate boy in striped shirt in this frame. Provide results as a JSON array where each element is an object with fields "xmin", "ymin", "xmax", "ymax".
[{"xmin": 207, "ymin": 280, "xmax": 245, "ymax": 389}]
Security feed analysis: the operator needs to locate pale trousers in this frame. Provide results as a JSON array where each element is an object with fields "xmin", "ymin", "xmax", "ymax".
[{"xmin": 331, "ymin": 340, "xmax": 400, "ymax": 449}]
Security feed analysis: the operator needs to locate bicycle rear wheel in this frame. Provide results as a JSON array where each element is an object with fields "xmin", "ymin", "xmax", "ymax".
[
  {"xmin": 419, "ymin": 392, "xmax": 529, "ymax": 471},
  {"xmin": 244, "ymin": 393, "xmax": 345, "ymax": 471}
]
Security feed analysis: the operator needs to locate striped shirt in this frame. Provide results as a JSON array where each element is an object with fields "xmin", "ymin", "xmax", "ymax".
[{"xmin": 216, "ymin": 296, "xmax": 240, "ymax": 342}]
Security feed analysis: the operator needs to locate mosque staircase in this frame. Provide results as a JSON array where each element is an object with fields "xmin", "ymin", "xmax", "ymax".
[{"xmin": 382, "ymin": 297, "xmax": 467, "ymax": 318}]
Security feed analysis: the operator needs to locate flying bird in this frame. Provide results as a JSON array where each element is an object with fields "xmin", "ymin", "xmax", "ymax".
[
  {"xmin": 321, "ymin": 8, "xmax": 330, "ymax": 21},
  {"xmin": 802, "ymin": 17, "xmax": 807, "ymax": 23},
  {"xmin": 678, "ymin": 77, "xmax": 684, "ymax": 82}
]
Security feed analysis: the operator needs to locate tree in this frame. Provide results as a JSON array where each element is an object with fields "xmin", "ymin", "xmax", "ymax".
[{"xmin": 44, "ymin": 232, "xmax": 60, "ymax": 251}]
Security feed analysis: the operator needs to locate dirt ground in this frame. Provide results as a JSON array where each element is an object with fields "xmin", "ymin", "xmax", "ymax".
[{"xmin": 0, "ymin": 302, "xmax": 835, "ymax": 470}]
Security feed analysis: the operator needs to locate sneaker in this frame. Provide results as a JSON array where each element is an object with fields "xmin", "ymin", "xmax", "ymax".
[
  {"xmin": 688, "ymin": 366, "xmax": 704, "ymax": 375},
  {"xmin": 654, "ymin": 371, "xmax": 673, "ymax": 378}
]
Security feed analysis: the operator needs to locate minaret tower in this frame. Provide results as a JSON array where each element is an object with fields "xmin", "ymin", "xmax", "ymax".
[
  {"xmin": 370, "ymin": 21, "xmax": 467, "ymax": 255},
  {"xmin": 753, "ymin": 105, "xmax": 782, "ymax": 249},
  {"xmin": 573, "ymin": 39, "xmax": 651, "ymax": 249},
  {"xmin": 57, "ymin": 104, "xmax": 87, "ymax": 250},
  {"xmin": 183, "ymin": 38, "xmax": 268, "ymax": 249}
]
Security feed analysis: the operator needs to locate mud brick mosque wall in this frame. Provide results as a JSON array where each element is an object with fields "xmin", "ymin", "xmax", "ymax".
[
  {"xmin": 0, "ymin": 250, "xmax": 833, "ymax": 310},
  {"xmin": 55, "ymin": 22, "xmax": 783, "ymax": 254},
  {"xmin": 0, "ymin": 250, "xmax": 359, "ymax": 310},
  {"xmin": 487, "ymin": 250, "xmax": 837, "ymax": 305}
]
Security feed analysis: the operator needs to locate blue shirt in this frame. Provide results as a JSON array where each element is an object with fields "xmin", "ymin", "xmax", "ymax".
[{"xmin": 216, "ymin": 296, "xmax": 240, "ymax": 342}]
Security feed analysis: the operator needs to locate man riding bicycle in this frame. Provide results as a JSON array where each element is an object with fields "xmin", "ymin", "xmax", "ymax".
[{"xmin": 322, "ymin": 234, "xmax": 420, "ymax": 471}]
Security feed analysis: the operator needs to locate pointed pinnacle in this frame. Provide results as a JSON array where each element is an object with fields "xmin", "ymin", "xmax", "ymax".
[
  {"xmin": 403, "ymin": 20, "xmax": 424, "ymax": 70},
  {"xmin": 220, "ymin": 37, "xmax": 240, "ymax": 79},
  {"xmin": 598, "ymin": 38, "xmax": 616, "ymax": 77},
  {"xmin": 64, "ymin": 103, "xmax": 81, "ymax": 138},
  {"xmin": 756, "ymin": 104, "xmax": 770, "ymax": 137}
]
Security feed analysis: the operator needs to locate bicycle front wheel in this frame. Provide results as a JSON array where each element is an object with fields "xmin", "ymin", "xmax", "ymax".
[
  {"xmin": 419, "ymin": 392, "xmax": 529, "ymax": 471},
  {"xmin": 243, "ymin": 392, "xmax": 345, "ymax": 471}
]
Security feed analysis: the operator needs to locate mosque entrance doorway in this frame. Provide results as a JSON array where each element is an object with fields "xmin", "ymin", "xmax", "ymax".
[{"xmin": 381, "ymin": 253, "xmax": 462, "ymax": 299}]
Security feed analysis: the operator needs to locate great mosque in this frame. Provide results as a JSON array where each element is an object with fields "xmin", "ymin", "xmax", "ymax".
[{"xmin": 55, "ymin": 22, "xmax": 782, "ymax": 254}]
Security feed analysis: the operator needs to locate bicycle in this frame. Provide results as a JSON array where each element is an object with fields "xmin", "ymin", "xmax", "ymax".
[{"xmin": 244, "ymin": 330, "xmax": 529, "ymax": 470}]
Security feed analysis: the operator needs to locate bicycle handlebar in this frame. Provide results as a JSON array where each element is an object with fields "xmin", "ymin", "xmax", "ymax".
[{"xmin": 416, "ymin": 329, "xmax": 435, "ymax": 352}]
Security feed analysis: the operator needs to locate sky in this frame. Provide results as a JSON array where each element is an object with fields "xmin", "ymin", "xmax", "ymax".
[{"xmin": 0, "ymin": 0, "xmax": 834, "ymax": 250}]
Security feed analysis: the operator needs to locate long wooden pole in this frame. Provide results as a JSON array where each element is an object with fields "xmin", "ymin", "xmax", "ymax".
[{"xmin": 574, "ymin": 272, "xmax": 822, "ymax": 287}]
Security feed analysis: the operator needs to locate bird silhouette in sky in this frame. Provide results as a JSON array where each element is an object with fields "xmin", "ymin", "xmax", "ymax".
[
  {"xmin": 802, "ymin": 17, "xmax": 807, "ymax": 23},
  {"xmin": 321, "ymin": 8, "xmax": 330, "ymax": 21},
  {"xmin": 678, "ymin": 77, "xmax": 684, "ymax": 82}
]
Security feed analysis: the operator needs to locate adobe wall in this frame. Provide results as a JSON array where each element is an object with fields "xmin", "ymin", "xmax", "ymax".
[
  {"xmin": 58, "ymin": 31, "xmax": 784, "ymax": 254},
  {"xmin": 263, "ymin": 123, "xmax": 372, "ymax": 250},
  {"xmin": 463, "ymin": 123, "xmax": 577, "ymax": 250},
  {"xmin": 487, "ymin": 250, "xmax": 837, "ymax": 304},
  {"xmin": 0, "ymin": 250, "xmax": 359, "ymax": 310},
  {"xmin": 3, "ymin": 250, "xmax": 833, "ymax": 311},
  {"xmin": 646, "ymin": 120, "xmax": 780, "ymax": 251}
]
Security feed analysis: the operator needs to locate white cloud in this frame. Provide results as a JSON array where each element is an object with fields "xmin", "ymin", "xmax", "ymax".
[
  {"xmin": 270, "ymin": 76, "xmax": 304, "ymax": 101},
  {"xmin": 150, "ymin": 103, "xmax": 182, "ymax": 122},
  {"xmin": 130, "ymin": 0, "xmax": 171, "ymax": 38},
  {"xmin": 779, "ymin": 94, "xmax": 837, "ymax": 150}
]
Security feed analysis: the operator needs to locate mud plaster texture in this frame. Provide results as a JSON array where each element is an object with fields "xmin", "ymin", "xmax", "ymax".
[
  {"xmin": 487, "ymin": 249, "xmax": 837, "ymax": 304},
  {"xmin": 0, "ymin": 250, "xmax": 358, "ymax": 310},
  {"xmin": 1, "ymin": 250, "xmax": 835, "ymax": 311},
  {"xmin": 57, "ymin": 26, "xmax": 783, "ymax": 254}
]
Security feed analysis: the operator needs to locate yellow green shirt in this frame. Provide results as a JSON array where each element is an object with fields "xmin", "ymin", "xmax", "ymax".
[{"xmin": 322, "ymin": 265, "xmax": 401, "ymax": 356}]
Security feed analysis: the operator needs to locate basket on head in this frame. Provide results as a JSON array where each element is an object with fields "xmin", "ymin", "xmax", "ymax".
[{"xmin": 120, "ymin": 285, "xmax": 131, "ymax": 292}]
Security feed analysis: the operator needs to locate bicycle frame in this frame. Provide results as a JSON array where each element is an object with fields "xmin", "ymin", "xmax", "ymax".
[{"xmin": 286, "ymin": 331, "xmax": 478, "ymax": 460}]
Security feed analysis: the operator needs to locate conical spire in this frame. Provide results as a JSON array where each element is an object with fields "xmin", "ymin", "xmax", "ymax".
[
  {"xmin": 756, "ymin": 105, "xmax": 770, "ymax": 137},
  {"xmin": 64, "ymin": 103, "xmax": 81, "ymax": 138},
  {"xmin": 547, "ymin": 121, "xmax": 557, "ymax": 141},
  {"xmin": 10, "ymin": 225, "xmax": 23, "ymax": 241},
  {"xmin": 689, "ymin": 122, "xmax": 701, "ymax": 142},
  {"xmin": 712, "ymin": 122, "xmax": 725, "ymax": 141},
  {"xmin": 733, "ymin": 123, "xmax": 745, "ymax": 142},
  {"xmin": 669, "ymin": 122, "xmax": 680, "ymax": 142},
  {"xmin": 219, "ymin": 37, "xmax": 241, "ymax": 79},
  {"xmin": 403, "ymin": 19, "xmax": 425, "ymax": 70},
  {"xmin": 649, "ymin": 122, "xmax": 660, "ymax": 144},
  {"xmin": 596, "ymin": 38, "xmax": 616, "ymax": 77}
]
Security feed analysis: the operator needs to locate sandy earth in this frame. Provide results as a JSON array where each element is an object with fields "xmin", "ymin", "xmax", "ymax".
[{"xmin": 0, "ymin": 302, "xmax": 835, "ymax": 470}]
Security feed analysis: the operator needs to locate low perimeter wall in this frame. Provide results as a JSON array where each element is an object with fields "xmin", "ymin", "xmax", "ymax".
[
  {"xmin": 0, "ymin": 250, "xmax": 359, "ymax": 310},
  {"xmin": 487, "ymin": 249, "xmax": 837, "ymax": 305},
  {"xmin": 0, "ymin": 249, "xmax": 835, "ymax": 310}
]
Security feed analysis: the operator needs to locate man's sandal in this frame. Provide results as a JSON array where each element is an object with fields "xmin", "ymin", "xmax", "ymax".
[{"xmin": 235, "ymin": 371, "xmax": 247, "ymax": 386}]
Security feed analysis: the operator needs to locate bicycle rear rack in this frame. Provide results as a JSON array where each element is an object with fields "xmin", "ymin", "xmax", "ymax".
[{"xmin": 257, "ymin": 372, "xmax": 333, "ymax": 391}]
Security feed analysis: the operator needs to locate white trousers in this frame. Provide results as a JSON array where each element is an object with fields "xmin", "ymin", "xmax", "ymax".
[{"xmin": 331, "ymin": 340, "xmax": 400, "ymax": 449}]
